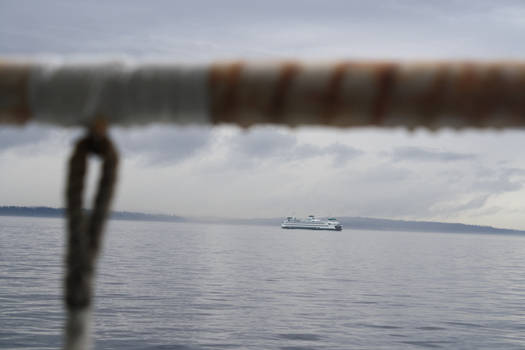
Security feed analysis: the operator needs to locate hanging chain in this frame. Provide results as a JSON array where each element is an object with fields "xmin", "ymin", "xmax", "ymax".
[{"xmin": 64, "ymin": 126, "xmax": 118, "ymax": 350}]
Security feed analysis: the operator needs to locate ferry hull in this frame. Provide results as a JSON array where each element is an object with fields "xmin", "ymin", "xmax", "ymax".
[
  {"xmin": 281, "ymin": 216, "xmax": 343, "ymax": 231},
  {"xmin": 281, "ymin": 224, "xmax": 342, "ymax": 231}
]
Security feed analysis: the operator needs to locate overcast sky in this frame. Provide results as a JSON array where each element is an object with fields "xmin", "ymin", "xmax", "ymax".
[{"xmin": 2, "ymin": 0, "xmax": 525, "ymax": 229}]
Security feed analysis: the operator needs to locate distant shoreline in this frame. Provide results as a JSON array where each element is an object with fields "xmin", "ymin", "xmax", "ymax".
[
  {"xmin": 1, "ymin": 206, "xmax": 523, "ymax": 235},
  {"xmin": 0, "ymin": 206, "xmax": 185, "ymax": 223}
]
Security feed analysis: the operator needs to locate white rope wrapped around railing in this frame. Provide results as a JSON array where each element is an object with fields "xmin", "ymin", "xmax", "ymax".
[{"xmin": 2, "ymin": 60, "xmax": 525, "ymax": 129}]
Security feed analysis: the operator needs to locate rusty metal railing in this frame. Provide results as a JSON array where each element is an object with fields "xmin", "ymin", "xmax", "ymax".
[{"xmin": 2, "ymin": 60, "xmax": 525, "ymax": 129}]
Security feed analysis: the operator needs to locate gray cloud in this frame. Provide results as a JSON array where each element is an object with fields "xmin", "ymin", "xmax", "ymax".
[
  {"xmin": 0, "ymin": 125, "xmax": 74, "ymax": 155},
  {"xmin": 357, "ymin": 164, "xmax": 413, "ymax": 183},
  {"xmin": 0, "ymin": 126, "xmax": 52, "ymax": 151},
  {"xmin": 231, "ymin": 128, "xmax": 296, "ymax": 159},
  {"xmin": 469, "ymin": 166, "xmax": 525, "ymax": 193},
  {"xmin": 390, "ymin": 146, "xmax": 477, "ymax": 162},
  {"xmin": 336, "ymin": 160, "xmax": 525, "ymax": 220},
  {"xmin": 290, "ymin": 143, "xmax": 363, "ymax": 166},
  {"xmin": 427, "ymin": 166, "xmax": 525, "ymax": 216},
  {"xmin": 113, "ymin": 126, "xmax": 212, "ymax": 166},
  {"xmin": 228, "ymin": 128, "xmax": 363, "ymax": 169},
  {"xmin": 442, "ymin": 194, "xmax": 490, "ymax": 213},
  {"xmin": 324, "ymin": 143, "xmax": 364, "ymax": 166},
  {"xmin": 1, "ymin": 0, "xmax": 525, "ymax": 59}
]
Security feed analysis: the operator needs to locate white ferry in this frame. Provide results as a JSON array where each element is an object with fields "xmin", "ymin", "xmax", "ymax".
[{"xmin": 281, "ymin": 215, "xmax": 343, "ymax": 231}]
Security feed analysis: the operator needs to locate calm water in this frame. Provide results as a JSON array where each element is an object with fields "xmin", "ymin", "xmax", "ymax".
[{"xmin": 2, "ymin": 216, "xmax": 525, "ymax": 349}]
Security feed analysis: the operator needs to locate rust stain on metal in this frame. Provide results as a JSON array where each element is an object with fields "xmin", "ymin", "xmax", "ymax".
[
  {"xmin": 371, "ymin": 64, "xmax": 397, "ymax": 125},
  {"xmin": 321, "ymin": 62, "xmax": 351, "ymax": 125},
  {"xmin": 455, "ymin": 63, "xmax": 479, "ymax": 125},
  {"xmin": 474, "ymin": 66, "xmax": 505, "ymax": 125},
  {"xmin": 418, "ymin": 66, "xmax": 449, "ymax": 127},
  {"xmin": 209, "ymin": 62, "xmax": 244, "ymax": 124},
  {"xmin": 0, "ymin": 62, "xmax": 31, "ymax": 124},
  {"xmin": 513, "ymin": 67, "xmax": 525, "ymax": 125},
  {"xmin": 268, "ymin": 62, "xmax": 301, "ymax": 123}
]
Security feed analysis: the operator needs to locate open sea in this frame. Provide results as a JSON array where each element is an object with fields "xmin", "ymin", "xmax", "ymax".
[{"xmin": 1, "ymin": 216, "xmax": 525, "ymax": 349}]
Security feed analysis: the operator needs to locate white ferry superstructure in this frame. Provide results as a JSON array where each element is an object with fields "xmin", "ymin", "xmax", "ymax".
[{"xmin": 281, "ymin": 215, "xmax": 343, "ymax": 231}]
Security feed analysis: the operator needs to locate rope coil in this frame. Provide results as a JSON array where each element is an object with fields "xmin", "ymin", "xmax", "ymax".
[{"xmin": 64, "ymin": 128, "xmax": 118, "ymax": 350}]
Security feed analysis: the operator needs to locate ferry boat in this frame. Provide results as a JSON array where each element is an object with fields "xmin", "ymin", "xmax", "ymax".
[{"xmin": 281, "ymin": 215, "xmax": 343, "ymax": 231}]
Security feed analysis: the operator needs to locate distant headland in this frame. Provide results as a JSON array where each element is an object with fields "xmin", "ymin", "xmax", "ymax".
[{"xmin": 0, "ymin": 206, "xmax": 523, "ymax": 236}]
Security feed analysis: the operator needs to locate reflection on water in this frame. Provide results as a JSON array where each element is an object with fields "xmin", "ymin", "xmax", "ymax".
[{"xmin": 1, "ymin": 216, "xmax": 525, "ymax": 349}]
